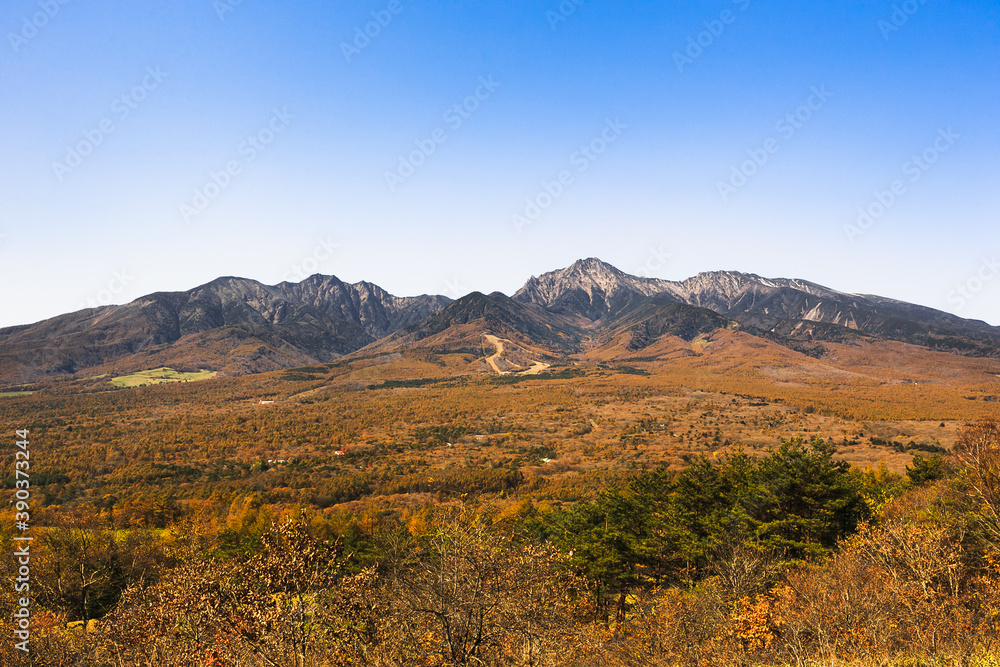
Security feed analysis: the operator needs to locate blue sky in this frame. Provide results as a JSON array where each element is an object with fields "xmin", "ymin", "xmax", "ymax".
[{"xmin": 1, "ymin": 0, "xmax": 998, "ymax": 328}]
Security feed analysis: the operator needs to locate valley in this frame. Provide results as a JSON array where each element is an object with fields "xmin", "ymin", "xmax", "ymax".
[{"xmin": 2, "ymin": 326, "xmax": 994, "ymax": 522}]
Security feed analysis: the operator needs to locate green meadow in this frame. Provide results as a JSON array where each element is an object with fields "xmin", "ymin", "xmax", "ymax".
[{"xmin": 109, "ymin": 367, "xmax": 217, "ymax": 388}]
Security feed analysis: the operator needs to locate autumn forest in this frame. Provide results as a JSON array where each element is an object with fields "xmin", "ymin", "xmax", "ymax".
[{"xmin": 3, "ymin": 337, "xmax": 1000, "ymax": 666}]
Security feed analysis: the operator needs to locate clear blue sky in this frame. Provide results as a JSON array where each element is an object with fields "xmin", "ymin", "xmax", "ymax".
[{"xmin": 1, "ymin": 0, "xmax": 998, "ymax": 327}]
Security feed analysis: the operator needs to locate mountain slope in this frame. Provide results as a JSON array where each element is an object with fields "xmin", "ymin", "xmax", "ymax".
[
  {"xmin": 513, "ymin": 259, "xmax": 1000, "ymax": 358},
  {"xmin": 514, "ymin": 257, "xmax": 676, "ymax": 320},
  {"xmin": 607, "ymin": 295, "xmax": 735, "ymax": 352},
  {"xmin": 0, "ymin": 275, "xmax": 450, "ymax": 383},
  {"xmin": 363, "ymin": 291, "xmax": 583, "ymax": 355},
  {"xmin": 5, "ymin": 258, "xmax": 1000, "ymax": 387}
]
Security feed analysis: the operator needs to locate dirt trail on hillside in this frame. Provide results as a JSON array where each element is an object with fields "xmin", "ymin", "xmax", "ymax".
[
  {"xmin": 522, "ymin": 360, "xmax": 551, "ymax": 375},
  {"xmin": 482, "ymin": 334, "xmax": 507, "ymax": 374},
  {"xmin": 482, "ymin": 334, "xmax": 551, "ymax": 375}
]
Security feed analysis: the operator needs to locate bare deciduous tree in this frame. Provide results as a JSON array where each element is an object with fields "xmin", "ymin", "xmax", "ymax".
[{"xmin": 954, "ymin": 420, "xmax": 1000, "ymax": 548}]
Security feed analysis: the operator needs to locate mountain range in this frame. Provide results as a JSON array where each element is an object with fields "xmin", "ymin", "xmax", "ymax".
[{"xmin": 3, "ymin": 258, "xmax": 999, "ymax": 385}]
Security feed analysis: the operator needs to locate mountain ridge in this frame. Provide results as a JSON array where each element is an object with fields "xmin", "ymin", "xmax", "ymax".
[
  {"xmin": 3, "ymin": 258, "xmax": 999, "ymax": 385},
  {"xmin": 0, "ymin": 274, "xmax": 450, "ymax": 383},
  {"xmin": 514, "ymin": 258, "xmax": 1000, "ymax": 352}
]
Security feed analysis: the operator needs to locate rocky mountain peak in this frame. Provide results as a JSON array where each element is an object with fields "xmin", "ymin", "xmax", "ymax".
[{"xmin": 514, "ymin": 257, "xmax": 672, "ymax": 319}]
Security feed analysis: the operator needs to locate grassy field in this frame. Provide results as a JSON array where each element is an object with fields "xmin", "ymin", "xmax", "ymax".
[
  {"xmin": 0, "ymin": 391, "xmax": 34, "ymax": 398},
  {"xmin": 110, "ymin": 367, "xmax": 217, "ymax": 388}
]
